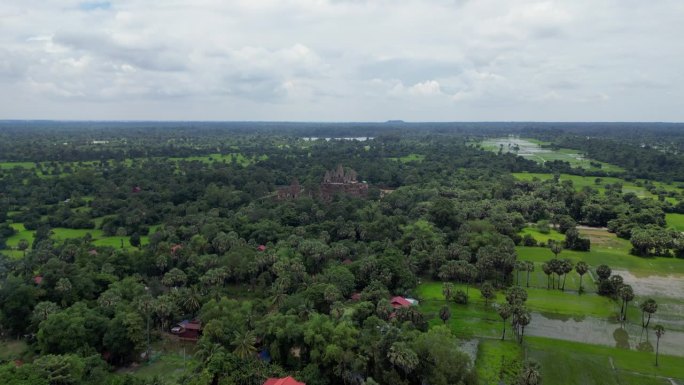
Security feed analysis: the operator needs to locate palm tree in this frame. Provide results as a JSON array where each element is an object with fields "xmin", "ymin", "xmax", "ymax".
[
  {"xmin": 195, "ymin": 339, "xmax": 226, "ymax": 364},
  {"xmin": 560, "ymin": 259, "xmax": 573, "ymax": 291},
  {"xmin": 232, "ymin": 330, "xmax": 257, "ymax": 359},
  {"xmin": 515, "ymin": 261, "xmax": 525, "ymax": 286},
  {"xmin": 654, "ymin": 325, "xmax": 665, "ymax": 367},
  {"xmin": 525, "ymin": 261, "xmax": 535, "ymax": 288},
  {"xmin": 181, "ymin": 288, "xmax": 202, "ymax": 315},
  {"xmin": 442, "ymin": 282, "xmax": 454, "ymax": 301},
  {"xmin": 480, "ymin": 282, "xmax": 495, "ymax": 306},
  {"xmin": 31, "ymin": 301, "xmax": 59, "ymax": 326},
  {"xmin": 519, "ymin": 361, "xmax": 542, "ymax": 385},
  {"xmin": 55, "ymin": 278, "xmax": 73, "ymax": 307},
  {"xmin": 541, "ymin": 263, "xmax": 552, "ymax": 289},
  {"xmin": 497, "ymin": 303, "xmax": 513, "ymax": 340},
  {"xmin": 618, "ymin": 284, "xmax": 634, "ymax": 322},
  {"xmin": 640, "ymin": 299, "xmax": 658, "ymax": 329},
  {"xmin": 387, "ymin": 342, "xmax": 419, "ymax": 378},
  {"xmin": 463, "ymin": 264, "xmax": 478, "ymax": 296},
  {"xmin": 439, "ymin": 305, "xmax": 451, "ymax": 324},
  {"xmin": 575, "ymin": 261, "xmax": 589, "ymax": 293},
  {"xmin": 515, "ymin": 308, "xmax": 531, "ymax": 344}
]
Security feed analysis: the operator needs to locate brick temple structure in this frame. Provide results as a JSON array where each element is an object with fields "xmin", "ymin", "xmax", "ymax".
[
  {"xmin": 276, "ymin": 178, "xmax": 302, "ymax": 200},
  {"xmin": 276, "ymin": 165, "xmax": 368, "ymax": 201},
  {"xmin": 319, "ymin": 164, "xmax": 368, "ymax": 201}
]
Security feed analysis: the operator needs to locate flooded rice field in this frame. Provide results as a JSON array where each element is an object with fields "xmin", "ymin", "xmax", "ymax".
[
  {"xmin": 527, "ymin": 312, "xmax": 684, "ymax": 356},
  {"xmin": 614, "ymin": 270, "xmax": 684, "ymax": 299}
]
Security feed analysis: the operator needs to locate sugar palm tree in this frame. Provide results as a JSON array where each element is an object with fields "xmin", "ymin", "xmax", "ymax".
[
  {"xmin": 654, "ymin": 325, "xmax": 665, "ymax": 367},
  {"xmin": 516, "ymin": 309, "xmax": 531, "ymax": 344},
  {"xmin": 519, "ymin": 361, "xmax": 542, "ymax": 385},
  {"xmin": 439, "ymin": 305, "xmax": 451, "ymax": 324},
  {"xmin": 525, "ymin": 261, "xmax": 535, "ymax": 288},
  {"xmin": 640, "ymin": 299, "xmax": 658, "ymax": 329},
  {"xmin": 387, "ymin": 342, "xmax": 419, "ymax": 378},
  {"xmin": 618, "ymin": 284, "xmax": 634, "ymax": 322},
  {"xmin": 232, "ymin": 330, "xmax": 257, "ymax": 359},
  {"xmin": 560, "ymin": 259, "xmax": 573, "ymax": 291},
  {"xmin": 442, "ymin": 282, "xmax": 454, "ymax": 301},
  {"xmin": 575, "ymin": 261, "xmax": 589, "ymax": 293},
  {"xmin": 497, "ymin": 303, "xmax": 513, "ymax": 340},
  {"xmin": 541, "ymin": 263, "xmax": 552, "ymax": 289},
  {"xmin": 195, "ymin": 339, "xmax": 225, "ymax": 364}
]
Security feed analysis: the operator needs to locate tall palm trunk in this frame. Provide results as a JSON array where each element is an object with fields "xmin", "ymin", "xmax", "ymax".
[{"xmin": 562, "ymin": 273, "xmax": 567, "ymax": 291}]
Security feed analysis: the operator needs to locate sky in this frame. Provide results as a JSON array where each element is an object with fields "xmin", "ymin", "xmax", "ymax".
[{"xmin": 1, "ymin": 0, "xmax": 683, "ymax": 122}]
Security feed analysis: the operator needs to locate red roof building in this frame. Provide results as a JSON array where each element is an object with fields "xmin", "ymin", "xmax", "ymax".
[
  {"xmin": 390, "ymin": 296, "xmax": 412, "ymax": 309},
  {"xmin": 257, "ymin": 245, "xmax": 267, "ymax": 252},
  {"xmin": 350, "ymin": 292, "xmax": 361, "ymax": 301},
  {"xmin": 263, "ymin": 377, "xmax": 306, "ymax": 385},
  {"xmin": 341, "ymin": 258, "xmax": 353, "ymax": 265},
  {"xmin": 171, "ymin": 319, "xmax": 202, "ymax": 341},
  {"xmin": 33, "ymin": 275, "xmax": 43, "ymax": 285}
]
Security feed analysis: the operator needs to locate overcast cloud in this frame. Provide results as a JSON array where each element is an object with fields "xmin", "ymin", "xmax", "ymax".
[{"xmin": 1, "ymin": 0, "xmax": 683, "ymax": 121}]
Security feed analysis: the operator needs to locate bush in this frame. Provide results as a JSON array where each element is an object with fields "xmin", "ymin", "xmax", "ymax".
[
  {"xmin": 536, "ymin": 220, "xmax": 550, "ymax": 234},
  {"xmin": 522, "ymin": 234, "xmax": 537, "ymax": 247},
  {"xmin": 453, "ymin": 289, "xmax": 468, "ymax": 304}
]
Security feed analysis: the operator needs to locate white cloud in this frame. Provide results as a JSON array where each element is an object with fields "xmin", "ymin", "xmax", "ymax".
[{"xmin": 0, "ymin": 0, "xmax": 683, "ymax": 120}]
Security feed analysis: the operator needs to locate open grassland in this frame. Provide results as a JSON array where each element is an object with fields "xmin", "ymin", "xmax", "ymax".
[
  {"xmin": 666, "ymin": 213, "xmax": 684, "ymax": 231},
  {"xmin": 0, "ymin": 153, "xmax": 268, "ymax": 179},
  {"xmin": 512, "ymin": 172, "xmax": 682, "ymax": 203},
  {"xmin": 3, "ymin": 223, "xmax": 156, "ymax": 258},
  {"xmin": 387, "ymin": 154, "xmax": 426, "ymax": 163},
  {"xmin": 519, "ymin": 226, "xmax": 564, "ymax": 243},
  {"xmin": 169, "ymin": 152, "xmax": 268, "ymax": 166},
  {"xmin": 475, "ymin": 339, "xmax": 522, "ymax": 385},
  {"xmin": 516, "ymin": 246, "xmax": 684, "ymax": 277},
  {"xmin": 418, "ymin": 281, "xmax": 615, "ymax": 321},
  {"xmin": 0, "ymin": 161, "xmax": 37, "ymax": 169},
  {"xmin": 479, "ymin": 137, "xmax": 624, "ymax": 172},
  {"xmin": 526, "ymin": 337, "xmax": 684, "ymax": 385}
]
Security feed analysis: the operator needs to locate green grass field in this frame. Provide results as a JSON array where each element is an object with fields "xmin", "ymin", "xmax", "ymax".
[
  {"xmin": 476, "ymin": 339, "xmax": 522, "ymax": 385},
  {"xmin": 169, "ymin": 153, "xmax": 267, "ymax": 166},
  {"xmin": 388, "ymin": 154, "xmax": 426, "ymax": 163},
  {"xmin": 516, "ymin": 246, "xmax": 684, "ymax": 277},
  {"xmin": 666, "ymin": 213, "xmax": 684, "ymax": 231},
  {"xmin": 479, "ymin": 138, "xmax": 624, "ymax": 172},
  {"xmin": 519, "ymin": 226, "xmax": 564, "ymax": 243},
  {"xmin": 3, "ymin": 223, "xmax": 155, "ymax": 258},
  {"xmin": 526, "ymin": 337, "xmax": 684, "ymax": 384},
  {"xmin": 512, "ymin": 172, "xmax": 682, "ymax": 203}
]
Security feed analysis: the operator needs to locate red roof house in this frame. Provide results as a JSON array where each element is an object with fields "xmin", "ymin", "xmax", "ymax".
[
  {"xmin": 350, "ymin": 292, "xmax": 361, "ymax": 301},
  {"xmin": 390, "ymin": 296, "xmax": 412, "ymax": 309},
  {"xmin": 263, "ymin": 377, "xmax": 306, "ymax": 385},
  {"xmin": 257, "ymin": 245, "xmax": 267, "ymax": 252},
  {"xmin": 171, "ymin": 319, "xmax": 202, "ymax": 341},
  {"xmin": 341, "ymin": 258, "xmax": 353, "ymax": 265},
  {"xmin": 33, "ymin": 275, "xmax": 43, "ymax": 285}
]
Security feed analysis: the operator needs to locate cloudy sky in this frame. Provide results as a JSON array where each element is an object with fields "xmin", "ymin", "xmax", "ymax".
[{"xmin": 1, "ymin": 0, "xmax": 683, "ymax": 121}]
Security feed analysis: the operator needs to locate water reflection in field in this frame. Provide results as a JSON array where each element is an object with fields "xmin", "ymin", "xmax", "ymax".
[{"xmin": 526, "ymin": 312, "xmax": 684, "ymax": 356}]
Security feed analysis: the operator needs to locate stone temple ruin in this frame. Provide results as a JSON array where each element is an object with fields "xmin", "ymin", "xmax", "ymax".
[
  {"xmin": 319, "ymin": 164, "xmax": 368, "ymax": 200},
  {"xmin": 276, "ymin": 165, "xmax": 368, "ymax": 201}
]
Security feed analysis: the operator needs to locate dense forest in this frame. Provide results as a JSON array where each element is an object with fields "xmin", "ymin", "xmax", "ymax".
[{"xmin": 1, "ymin": 122, "xmax": 683, "ymax": 385}]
